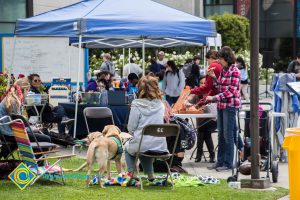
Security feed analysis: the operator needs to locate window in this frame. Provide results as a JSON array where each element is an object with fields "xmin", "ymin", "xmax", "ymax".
[
  {"xmin": 0, "ymin": 0, "xmax": 28, "ymax": 33},
  {"xmin": 204, "ymin": 0, "xmax": 234, "ymax": 17}
]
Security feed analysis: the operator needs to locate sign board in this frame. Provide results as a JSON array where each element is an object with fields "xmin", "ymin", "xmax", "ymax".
[{"xmin": 2, "ymin": 37, "xmax": 85, "ymax": 83}]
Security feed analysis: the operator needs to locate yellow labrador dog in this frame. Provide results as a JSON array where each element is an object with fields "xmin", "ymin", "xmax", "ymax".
[{"xmin": 86, "ymin": 125, "xmax": 130, "ymax": 188}]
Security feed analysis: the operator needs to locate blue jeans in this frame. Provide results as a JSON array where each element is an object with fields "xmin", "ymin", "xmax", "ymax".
[
  {"xmin": 125, "ymin": 151, "xmax": 154, "ymax": 174},
  {"xmin": 216, "ymin": 107, "xmax": 237, "ymax": 168},
  {"xmin": 166, "ymin": 95, "xmax": 179, "ymax": 106}
]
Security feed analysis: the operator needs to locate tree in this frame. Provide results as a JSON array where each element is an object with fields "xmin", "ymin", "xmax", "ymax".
[{"xmin": 209, "ymin": 13, "xmax": 250, "ymax": 53}]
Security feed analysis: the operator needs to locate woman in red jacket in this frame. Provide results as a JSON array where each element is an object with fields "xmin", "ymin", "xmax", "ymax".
[{"xmin": 185, "ymin": 50, "xmax": 222, "ymax": 163}]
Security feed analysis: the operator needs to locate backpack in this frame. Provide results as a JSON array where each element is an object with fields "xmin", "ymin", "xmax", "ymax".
[
  {"xmin": 182, "ymin": 62, "xmax": 193, "ymax": 78},
  {"xmin": 170, "ymin": 116, "xmax": 197, "ymax": 150}
]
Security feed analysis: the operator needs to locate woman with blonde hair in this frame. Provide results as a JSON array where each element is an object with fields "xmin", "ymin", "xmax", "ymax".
[
  {"xmin": 125, "ymin": 75, "xmax": 168, "ymax": 180},
  {"xmin": 0, "ymin": 77, "xmax": 51, "ymax": 159}
]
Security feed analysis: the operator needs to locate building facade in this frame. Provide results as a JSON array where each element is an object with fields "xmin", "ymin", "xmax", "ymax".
[
  {"xmin": 202, "ymin": 0, "xmax": 297, "ymax": 70},
  {"xmin": 0, "ymin": 0, "xmax": 81, "ymax": 33}
]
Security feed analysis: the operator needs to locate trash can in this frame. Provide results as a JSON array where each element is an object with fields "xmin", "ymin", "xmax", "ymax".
[{"xmin": 282, "ymin": 128, "xmax": 300, "ymax": 200}]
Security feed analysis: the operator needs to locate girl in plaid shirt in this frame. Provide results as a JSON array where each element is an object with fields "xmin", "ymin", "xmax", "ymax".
[{"xmin": 206, "ymin": 46, "xmax": 241, "ymax": 171}]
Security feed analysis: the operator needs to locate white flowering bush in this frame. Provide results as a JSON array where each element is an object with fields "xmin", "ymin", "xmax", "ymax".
[
  {"xmin": 89, "ymin": 50, "xmax": 197, "ymax": 76},
  {"xmin": 236, "ymin": 50, "xmax": 273, "ymax": 82}
]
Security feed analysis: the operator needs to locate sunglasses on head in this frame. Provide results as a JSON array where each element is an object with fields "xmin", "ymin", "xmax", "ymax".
[{"xmin": 33, "ymin": 79, "xmax": 41, "ymax": 83}]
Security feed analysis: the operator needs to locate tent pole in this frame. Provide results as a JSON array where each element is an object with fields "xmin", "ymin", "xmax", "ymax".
[
  {"xmin": 142, "ymin": 37, "xmax": 145, "ymax": 76},
  {"xmin": 72, "ymin": 35, "xmax": 82, "ymax": 155},
  {"xmin": 122, "ymin": 48, "xmax": 125, "ymax": 70},
  {"xmin": 128, "ymin": 48, "xmax": 131, "ymax": 63},
  {"xmin": 68, "ymin": 44, "xmax": 71, "ymax": 78},
  {"xmin": 7, "ymin": 36, "xmax": 17, "ymax": 90}
]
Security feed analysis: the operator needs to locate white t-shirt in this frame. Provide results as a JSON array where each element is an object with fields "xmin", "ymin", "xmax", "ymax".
[
  {"xmin": 122, "ymin": 63, "xmax": 143, "ymax": 78},
  {"xmin": 157, "ymin": 58, "xmax": 167, "ymax": 66}
]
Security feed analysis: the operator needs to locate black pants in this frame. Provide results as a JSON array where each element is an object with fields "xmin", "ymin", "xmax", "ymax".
[
  {"xmin": 196, "ymin": 119, "xmax": 217, "ymax": 159},
  {"xmin": 0, "ymin": 133, "xmax": 51, "ymax": 159}
]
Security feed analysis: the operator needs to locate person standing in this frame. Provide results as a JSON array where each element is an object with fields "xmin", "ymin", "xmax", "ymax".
[
  {"xmin": 122, "ymin": 58, "xmax": 143, "ymax": 78},
  {"xmin": 287, "ymin": 54, "xmax": 300, "ymax": 81},
  {"xmin": 157, "ymin": 51, "xmax": 168, "ymax": 66},
  {"xmin": 162, "ymin": 60, "xmax": 185, "ymax": 106},
  {"xmin": 100, "ymin": 53, "xmax": 115, "ymax": 76},
  {"xmin": 206, "ymin": 46, "xmax": 241, "ymax": 171},
  {"xmin": 148, "ymin": 58, "xmax": 164, "ymax": 74},
  {"xmin": 188, "ymin": 50, "xmax": 222, "ymax": 99},
  {"xmin": 185, "ymin": 56, "xmax": 201, "ymax": 89},
  {"xmin": 236, "ymin": 56, "xmax": 249, "ymax": 101}
]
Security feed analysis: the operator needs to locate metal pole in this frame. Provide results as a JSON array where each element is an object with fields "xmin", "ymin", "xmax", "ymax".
[
  {"xmin": 122, "ymin": 48, "xmax": 125, "ymax": 68},
  {"xmin": 72, "ymin": 35, "xmax": 82, "ymax": 155},
  {"xmin": 7, "ymin": 36, "xmax": 17, "ymax": 89},
  {"xmin": 142, "ymin": 37, "xmax": 145, "ymax": 76},
  {"xmin": 128, "ymin": 48, "xmax": 131, "ymax": 63},
  {"xmin": 250, "ymin": 0, "xmax": 260, "ymax": 179}
]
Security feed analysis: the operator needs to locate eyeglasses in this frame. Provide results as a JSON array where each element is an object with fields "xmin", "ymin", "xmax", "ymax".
[{"xmin": 33, "ymin": 79, "xmax": 41, "ymax": 83}]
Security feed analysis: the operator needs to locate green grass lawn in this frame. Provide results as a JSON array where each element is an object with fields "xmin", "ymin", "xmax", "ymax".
[{"xmin": 0, "ymin": 157, "xmax": 288, "ymax": 200}]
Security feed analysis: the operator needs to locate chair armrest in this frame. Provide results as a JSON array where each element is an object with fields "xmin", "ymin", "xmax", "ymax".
[
  {"xmin": 34, "ymin": 149, "xmax": 60, "ymax": 155},
  {"xmin": 35, "ymin": 154, "xmax": 76, "ymax": 161}
]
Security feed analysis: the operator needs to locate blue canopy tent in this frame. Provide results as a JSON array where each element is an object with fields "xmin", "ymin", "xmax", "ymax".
[{"xmin": 14, "ymin": 0, "xmax": 216, "ymax": 153}]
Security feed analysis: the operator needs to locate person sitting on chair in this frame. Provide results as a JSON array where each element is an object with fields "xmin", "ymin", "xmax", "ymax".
[
  {"xmin": 125, "ymin": 75, "xmax": 168, "ymax": 180},
  {"xmin": 27, "ymin": 74, "xmax": 72, "ymax": 138},
  {"xmin": 185, "ymin": 76, "xmax": 217, "ymax": 163},
  {"xmin": 0, "ymin": 77, "xmax": 51, "ymax": 159},
  {"xmin": 119, "ymin": 73, "xmax": 139, "ymax": 94}
]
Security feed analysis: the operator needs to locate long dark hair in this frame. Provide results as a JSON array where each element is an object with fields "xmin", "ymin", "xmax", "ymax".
[
  {"xmin": 236, "ymin": 56, "xmax": 246, "ymax": 69},
  {"xmin": 167, "ymin": 60, "xmax": 177, "ymax": 75}
]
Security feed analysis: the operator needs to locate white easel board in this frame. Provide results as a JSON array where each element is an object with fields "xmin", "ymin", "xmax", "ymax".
[{"xmin": 2, "ymin": 37, "xmax": 84, "ymax": 83}]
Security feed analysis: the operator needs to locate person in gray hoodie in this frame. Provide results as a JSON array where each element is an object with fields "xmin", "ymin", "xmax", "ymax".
[
  {"xmin": 162, "ymin": 60, "xmax": 185, "ymax": 106},
  {"xmin": 125, "ymin": 75, "xmax": 168, "ymax": 180},
  {"xmin": 100, "ymin": 53, "xmax": 115, "ymax": 76}
]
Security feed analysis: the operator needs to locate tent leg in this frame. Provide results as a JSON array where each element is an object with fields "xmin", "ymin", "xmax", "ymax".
[
  {"xmin": 122, "ymin": 48, "xmax": 125, "ymax": 77},
  {"xmin": 72, "ymin": 35, "xmax": 82, "ymax": 155},
  {"xmin": 129, "ymin": 48, "xmax": 131, "ymax": 63},
  {"xmin": 7, "ymin": 36, "xmax": 17, "ymax": 90},
  {"xmin": 142, "ymin": 38, "xmax": 145, "ymax": 76}
]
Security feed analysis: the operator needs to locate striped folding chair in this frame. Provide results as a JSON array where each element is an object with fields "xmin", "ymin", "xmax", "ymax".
[{"xmin": 10, "ymin": 119, "xmax": 75, "ymax": 185}]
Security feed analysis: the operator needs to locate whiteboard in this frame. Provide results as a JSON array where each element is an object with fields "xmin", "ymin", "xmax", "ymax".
[{"xmin": 2, "ymin": 37, "xmax": 85, "ymax": 83}]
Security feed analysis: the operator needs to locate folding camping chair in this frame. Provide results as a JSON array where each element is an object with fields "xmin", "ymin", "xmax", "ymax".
[
  {"xmin": 130, "ymin": 124, "xmax": 180, "ymax": 190},
  {"xmin": 9, "ymin": 119, "xmax": 75, "ymax": 185}
]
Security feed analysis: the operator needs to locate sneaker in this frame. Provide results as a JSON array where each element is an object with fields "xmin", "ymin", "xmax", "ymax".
[
  {"xmin": 216, "ymin": 166, "xmax": 231, "ymax": 172},
  {"xmin": 207, "ymin": 163, "xmax": 219, "ymax": 170}
]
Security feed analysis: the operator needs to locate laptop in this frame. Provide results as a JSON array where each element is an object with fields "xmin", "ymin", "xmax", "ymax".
[{"xmin": 107, "ymin": 91, "xmax": 127, "ymax": 106}]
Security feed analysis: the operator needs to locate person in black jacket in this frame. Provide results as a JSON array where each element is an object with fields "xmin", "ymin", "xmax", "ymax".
[{"xmin": 185, "ymin": 56, "xmax": 201, "ymax": 88}]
